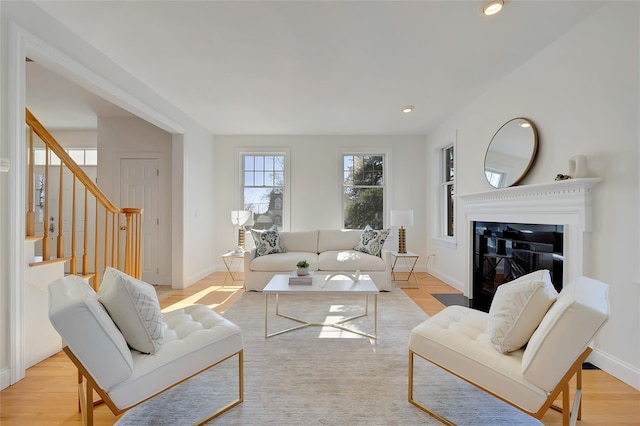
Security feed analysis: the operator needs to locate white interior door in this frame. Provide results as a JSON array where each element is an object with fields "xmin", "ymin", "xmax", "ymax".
[{"xmin": 120, "ymin": 158, "xmax": 159, "ymax": 283}]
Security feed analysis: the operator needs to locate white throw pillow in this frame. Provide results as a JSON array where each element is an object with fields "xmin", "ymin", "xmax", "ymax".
[
  {"xmin": 97, "ymin": 267, "xmax": 165, "ymax": 354},
  {"xmin": 353, "ymin": 225, "xmax": 390, "ymax": 257},
  {"xmin": 251, "ymin": 225, "xmax": 287, "ymax": 257},
  {"xmin": 487, "ymin": 270, "xmax": 558, "ymax": 353}
]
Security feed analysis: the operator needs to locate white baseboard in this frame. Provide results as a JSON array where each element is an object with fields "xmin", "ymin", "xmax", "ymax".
[
  {"xmin": 0, "ymin": 367, "xmax": 10, "ymax": 390},
  {"xmin": 185, "ymin": 265, "xmax": 217, "ymax": 288},
  {"xmin": 588, "ymin": 348, "xmax": 640, "ymax": 390},
  {"xmin": 25, "ymin": 339, "xmax": 62, "ymax": 370},
  {"xmin": 426, "ymin": 267, "xmax": 466, "ymax": 295}
]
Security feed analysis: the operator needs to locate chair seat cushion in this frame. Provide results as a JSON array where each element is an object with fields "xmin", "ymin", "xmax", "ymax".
[
  {"xmin": 107, "ymin": 304, "xmax": 243, "ymax": 409},
  {"xmin": 409, "ymin": 305, "xmax": 548, "ymax": 413}
]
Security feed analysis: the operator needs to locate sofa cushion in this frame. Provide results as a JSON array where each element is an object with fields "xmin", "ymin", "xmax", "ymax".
[
  {"xmin": 488, "ymin": 270, "xmax": 557, "ymax": 353},
  {"xmin": 353, "ymin": 225, "xmax": 390, "ymax": 257},
  {"xmin": 318, "ymin": 229, "xmax": 362, "ymax": 252},
  {"xmin": 319, "ymin": 250, "xmax": 387, "ymax": 271},
  {"xmin": 251, "ymin": 225, "xmax": 287, "ymax": 257},
  {"xmin": 251, "ymin": 252, "xmax": 319, "ymax": 272},
  {"xmin": 48, "ymin": 275, "xmax": 134, "ymax": 391},
  {"xmin": 97, "ymin": 267, "xmax": 165, "ymax": 354},
  {"xmin": 280, "ymin": 231, "xmax": 318, "ymax": 253}
]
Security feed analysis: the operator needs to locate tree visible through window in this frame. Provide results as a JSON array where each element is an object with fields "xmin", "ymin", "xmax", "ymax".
[
  {"xmin": 442, "ymin": 145, "xmax": 455, "ymax": 238},
  {"xmin": 343, "ymin": 154, "xmax": 384, "ymax": 229},
  {"xmin": 242, "ymin": 154, "xmax": 285, "ymax": 230}
]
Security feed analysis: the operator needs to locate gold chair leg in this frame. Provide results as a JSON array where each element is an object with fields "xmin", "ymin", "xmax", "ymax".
[{"xmin": 408, "ymin": 351, "xmax": 456, "ymax": 426}]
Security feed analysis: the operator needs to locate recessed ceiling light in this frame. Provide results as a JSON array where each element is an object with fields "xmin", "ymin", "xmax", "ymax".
[
  {"xmin": 402, "ymin": 106, "xmax": 414, "ymax": 113},
  {"xmin": 520, "ymin": 122, "xmax": 531, "ymax": 128},
  {"xmin": 482, "ymin": 0, "xmax": 504, "ymax": 16}
]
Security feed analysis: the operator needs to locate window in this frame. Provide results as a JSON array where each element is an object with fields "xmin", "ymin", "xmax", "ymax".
[
  {"xmin": 342, "ymin": 154, "xmax": 385, "ymax": 229},
  {"xmin": 33, "ymin": 148, "xmax": 97, "ymax": 166},
  {"xmin": 442, "ymin": 145, "xmax": 455, "ymax": 238},
  {"xmin": 242, "ymin": 153, "xmax": 286, "ymax": 230}
]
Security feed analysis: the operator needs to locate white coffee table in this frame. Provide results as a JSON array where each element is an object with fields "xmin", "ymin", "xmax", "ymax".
[{"xmin": 263, "ymin": 273, "xmax": 379, "ymax": 339}]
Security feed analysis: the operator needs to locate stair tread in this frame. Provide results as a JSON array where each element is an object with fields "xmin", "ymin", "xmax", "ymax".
[{"xmin": 29, "ymin": 257, "xmax": 71, "ymax": 267}]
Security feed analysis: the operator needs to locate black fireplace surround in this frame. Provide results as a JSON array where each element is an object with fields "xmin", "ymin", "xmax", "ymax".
[{"xmin": 472, "ymin": 221, "xmax": 564, "ymax": 312}]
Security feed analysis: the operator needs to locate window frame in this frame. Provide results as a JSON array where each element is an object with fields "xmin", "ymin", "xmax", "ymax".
[
  {"xmin": 339, "ymin": 149, "xmax": 390, "ymax": 230},
  {"xmin": 431, "ymin": 134, "xmax": 457, "ymax": 248},
  {"xmin": 238, "ymin": 148, "xmax": 290, "ymax": 231}
]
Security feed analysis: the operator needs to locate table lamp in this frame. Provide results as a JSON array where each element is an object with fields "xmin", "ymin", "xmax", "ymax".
[
  {"xmin": 390, "ymin": 210, "xmax": 413, "ymax": 254},
  {"xmin": 231, "ymin": 210, "xmax": 253, "ymax": 253}
]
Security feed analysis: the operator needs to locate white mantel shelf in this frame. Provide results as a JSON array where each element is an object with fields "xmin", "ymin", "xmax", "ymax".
[{"xmin": 457, "ymin": 178, "xmax": 602, "ymax": 203}]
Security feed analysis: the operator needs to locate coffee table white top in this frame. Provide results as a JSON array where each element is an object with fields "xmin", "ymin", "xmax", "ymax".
[{"xmin": 264, "ymin": 273, "xmax": 379, "ymax": 295}]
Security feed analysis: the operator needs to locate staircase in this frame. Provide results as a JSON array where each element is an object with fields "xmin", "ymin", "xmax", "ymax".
[{"xmin": 24, "ymin": 109, "xmax": 143, "ymax": 367}]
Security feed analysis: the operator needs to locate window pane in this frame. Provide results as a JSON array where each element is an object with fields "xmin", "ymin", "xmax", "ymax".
[
  {"xmin": 343, "ymin": 187, "xmax": 383, "ymax": 229},
  {"xmin": 255, "ymin": 172, "xmax": 264, "ymax": 186},
  {"xmin": 255, "ymin": 156, "xmax": 264, "ymax": 171},
  {"xmin": 444, "ymin": 146, "xmax": 454, "ymax": 181},
  {"xmin": 244, "ymin": 172, "xmax": 253, "ymax": 186},
  {"xmin": 85, "ymin": 149, "xmax": 98, "ymax": 165},
  {"xmin": 446, "ymin": 184, "xmax": 454, "ymax": 237},
  {"xmin": 273, "ymin": 171, "xmax": 284, "ymax": 186},
  {"xmin": 265, "ymin": 156, "xmax": 274, "ymax": 171},
  {"xmin": 50, "ymin": 152, "xmax": 61, "ymax": 166},
  {"xmin": 34, "ymin": 149, "xmax": 46, "ymax": 165},
  {"xmin": 68, "ymin": 149, "xmax": 84, "ymax": 164},
  {"xmin": 245, "ymin": 155, "xmax": 255, "ymax": 171}
]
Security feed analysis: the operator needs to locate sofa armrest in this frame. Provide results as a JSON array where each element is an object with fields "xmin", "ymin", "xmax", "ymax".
[
  {"xmin": 380, "ymin": 249, "xmax": 391, "ymax": 270},
  {"xmin": 244, "ymin": 248, "xmax": 257, "ymax": 271}
]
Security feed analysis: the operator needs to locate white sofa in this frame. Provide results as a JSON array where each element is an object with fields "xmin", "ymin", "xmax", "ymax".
[{"xmin": 243, "ymin": 229, "xmax": 392, "ymax": 291}]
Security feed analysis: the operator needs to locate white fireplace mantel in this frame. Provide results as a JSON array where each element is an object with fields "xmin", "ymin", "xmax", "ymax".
[{"xmin": 457, "ymin": 178, "xmax": 602, "ymax": 297}]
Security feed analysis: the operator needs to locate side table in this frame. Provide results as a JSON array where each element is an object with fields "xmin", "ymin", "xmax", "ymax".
[
  {"xmin": 390, "ymin": 251, "xmax": 419, "ymax": 289},
  {"xmin": 222, "ymin": 250, "xmax": 244, "ymax": 287}
]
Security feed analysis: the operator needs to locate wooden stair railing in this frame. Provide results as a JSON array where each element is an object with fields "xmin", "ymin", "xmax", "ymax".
[{"xmin": 25, "ymin": 108, "xmax": 143, "ymax": 289}]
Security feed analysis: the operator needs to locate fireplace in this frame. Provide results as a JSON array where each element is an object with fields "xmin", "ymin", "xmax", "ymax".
[
  {"xmin": 458, "ymin": 178, "xmax": 601, "ymax": 311},
  {"xmin": 472, "ymin": 221, "xmax": 564, "ymax": 312}
]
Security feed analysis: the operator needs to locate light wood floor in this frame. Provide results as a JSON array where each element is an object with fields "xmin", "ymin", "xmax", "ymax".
[{"xmin": 1, "ymin": 273, "xmax": 638, "ymax": 425}]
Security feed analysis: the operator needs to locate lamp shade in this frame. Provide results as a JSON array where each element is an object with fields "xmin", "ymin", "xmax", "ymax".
[
  {"xmin": 390, "ymin": 210, "xmax": 414, "ymax": 227},
  {"xmin": 231, "ymin": 210, "xmax": 252, "ymax": 226}
]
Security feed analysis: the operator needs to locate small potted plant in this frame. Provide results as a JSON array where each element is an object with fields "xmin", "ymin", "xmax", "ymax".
[{"xmin": 296, "ymin": 260, "xmax": 310, "ymax": 276}]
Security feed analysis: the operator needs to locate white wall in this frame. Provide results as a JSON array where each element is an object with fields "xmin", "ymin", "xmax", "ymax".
[
  {"xmin": 213, "ymin": 136, "xmax": 427, "ymax": 271},
  {"xmin": 426, "ymin": 2, "xmax": 639, "ymax": 389},
  {"xmin": 0, "ymin": 0, "xmax": 216, "ymax": 387}
]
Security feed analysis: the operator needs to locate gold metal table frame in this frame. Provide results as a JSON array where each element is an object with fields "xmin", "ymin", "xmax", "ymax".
[
  {"xmin": 262, "ymin": 273, "xmax": 379, "ymax": 339},
  {"xmin": 264, "ymin": 292, "xmax": 377, "ymax": 339}
]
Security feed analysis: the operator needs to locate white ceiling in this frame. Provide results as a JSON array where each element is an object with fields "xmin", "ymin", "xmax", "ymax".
[{"xmin": 30, "ymin": 0, "xmax": 604, "ymax": 135}]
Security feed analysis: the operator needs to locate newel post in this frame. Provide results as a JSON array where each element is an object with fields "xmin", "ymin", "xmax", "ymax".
[{"xmin": 121, "ymin": 208, "xmax": 143, "ymax": 279}]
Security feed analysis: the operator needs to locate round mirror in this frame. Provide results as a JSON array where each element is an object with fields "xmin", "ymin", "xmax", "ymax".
[{"xmin": 484, "ymin": 117, "xmax": 538, "ymax": 188}]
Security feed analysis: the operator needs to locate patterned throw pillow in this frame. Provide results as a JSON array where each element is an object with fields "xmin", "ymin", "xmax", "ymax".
[
  {"xmin": 353, "ymin": 225, "xmax": 390, "ymax": 257},
  {"xmin": 250, "ymin": 225, "xmax": 287, "ymax": 257},
  {"xmin": 97, "ymin": 267, "xmax": 165, "ymax": 354}
]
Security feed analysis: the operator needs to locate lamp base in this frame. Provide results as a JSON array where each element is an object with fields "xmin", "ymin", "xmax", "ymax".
[
  {"xmin": 398, "ymin": 227, "xmax": 407, "ymax": 254},
  {"xmin": 237, "ymin": 228, "xmax": 245, "ymax": 251}
]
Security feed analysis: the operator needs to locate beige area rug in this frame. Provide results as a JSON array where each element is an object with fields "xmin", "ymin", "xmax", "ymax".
[{"xmin": 116, "ymin": 289, "xmax": 542, "ymax": 425}]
